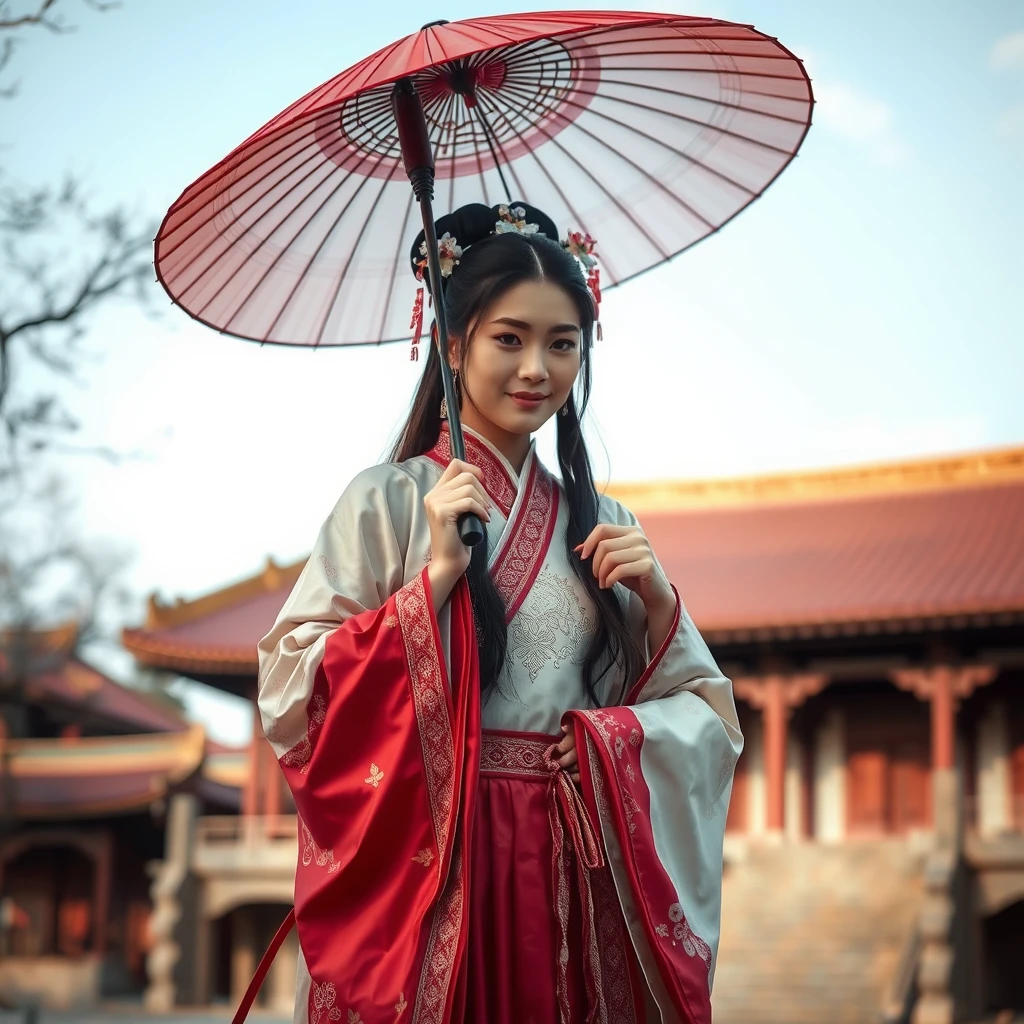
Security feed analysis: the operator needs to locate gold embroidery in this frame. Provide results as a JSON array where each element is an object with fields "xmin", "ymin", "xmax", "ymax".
[
  {"xmin": 395, "ymin": 992, "xmax": 408, "ymax": 1015},
  {"xmin": 310, "ymin": 980, "xmax": 342, "ymax": 1023},
  {"xmin": 625, "ymin": 762, "xmax": 636, "ymax": 783},
  {"xmin": 301, "ymin": 818, "xmax": 340, "ymax": 874},
  {"xmin": 347, "ymin": 1012, "xmax": 362, "ymax": 1024},
  {"xmin": 364, "ymin": 763, "xmax": 384, "ymax": 788},
  {"xmin": 507, "ymin": 570, "xmax": 594, "ymax": 682},
  {"xmin": 412, "ymin": 848, "xmax": 434, "ymax": 867},
  {"xmin": 385, "ymin": 613, "xmax": 399, "ymax": 628},
  {"xmin": 656, "ymin": 923, "xmax": 669, "ymax": 938}
]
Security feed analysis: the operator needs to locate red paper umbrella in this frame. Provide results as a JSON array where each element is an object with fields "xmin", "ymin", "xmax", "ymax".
[{"xmin": 155, "ymin": 10, "xmax": 812, "ymax": 350}]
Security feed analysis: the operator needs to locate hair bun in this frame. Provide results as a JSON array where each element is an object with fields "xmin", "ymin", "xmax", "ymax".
[{"xmin": 410, "ymin": 201, "xmax": 559, "ymax": 281}]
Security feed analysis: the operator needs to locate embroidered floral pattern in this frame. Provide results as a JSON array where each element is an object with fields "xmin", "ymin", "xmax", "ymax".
[
  {"xmin": 480, "ymin": 731, "xmax": 551, "ymax": 777},
  {"xmin": 301, "ymin": 818, "xmax": 340, "ymax": 874},
  {"xmin": 395, "ymin": 575, "xmax": 455, "ymax": 860},
  {"xmin": 507, "ymin": 570, "xmax": 593, "ymax": 682},
  {"xmin": 412, "ymin": 848, "xmax": 434, "ymax": 867},
  {"xmin": 364, "ymin": 763, "xmax": 384, "ymax": 788},
  {"xmin": 395, "ymin": 992, "xmax": 408, "ymax": 1016},
  {"xmin": 413, "ymin": 846, "xmax": 465, "ymax": 1024},
  {"xmin": 310, "ymin": 981, "xmax": 342, "ymax": 1023},
  {"xmin": 319, "ymin": 554, "xmax": 338, "ymax": 581},
  {"xmin": 491, "ymin": 461, "xmax": 558, "ymax": 621},
  {"xmin": 384, "ymin": 614, "xmax": 399, "ymax": 628},
  {"xmin": 280, "ymin": 736, "xmax": 312, "ymax": 774}
]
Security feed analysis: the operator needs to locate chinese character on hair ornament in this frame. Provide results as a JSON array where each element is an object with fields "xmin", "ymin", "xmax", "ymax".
[
  {"xmin": 410, "ymin": 233, "xmax": 462, "ymax": 361},
  {"xmin": 563, "ymin": 230, "xmax": 603, "ymax": 340}
]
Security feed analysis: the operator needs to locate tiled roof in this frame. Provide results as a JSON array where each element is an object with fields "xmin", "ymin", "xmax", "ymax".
[
  {"xmin": 123, "ymin": 446, "xmax": 1024, "ymax": 672},
  {"xmin": 5, "ymin": 724, "xmax": 205, "ymax": 818}
]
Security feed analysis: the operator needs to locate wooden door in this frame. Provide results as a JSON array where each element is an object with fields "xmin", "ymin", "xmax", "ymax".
[{"xmin": 846, "ymin": 703, "xmax": 931, "ymax": 835}]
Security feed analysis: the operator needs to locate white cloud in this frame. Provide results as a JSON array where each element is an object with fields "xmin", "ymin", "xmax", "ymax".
[
  {"xmin": 996, "ymin": 102, "xmax": 1024, "ymax": 140},
  {"xmin": 813, "ymin": 81, "xmax": 910, "ymax": 166},
  {"xmin": 990, "ymin": 32, "xmax": 1024, "ymax": 70}
]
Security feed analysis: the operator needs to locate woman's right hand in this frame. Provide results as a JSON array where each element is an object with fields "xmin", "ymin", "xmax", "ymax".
[{"xmin": 424, "ymin": 459, "xmax": 490, "ymax": 608}]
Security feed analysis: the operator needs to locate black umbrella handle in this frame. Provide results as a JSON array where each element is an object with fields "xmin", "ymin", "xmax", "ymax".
[{"xmin": 392, "ymin": 78, "xmax": 485, "ymax": 550}]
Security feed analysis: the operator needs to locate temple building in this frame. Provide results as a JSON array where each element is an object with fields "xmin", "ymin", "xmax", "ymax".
[
  {"xmin": 0, "ymin": 623, "xmax": 236, "ymax": 1011},
  {"xmin": 122, "ymin": 443, "xmax": 1024, "ymax": 1023}
]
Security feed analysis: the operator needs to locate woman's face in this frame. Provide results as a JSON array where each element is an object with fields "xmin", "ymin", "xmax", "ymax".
[{"xmin": 455, "ymin": 279, "xmax": 582, "ymax": 445}]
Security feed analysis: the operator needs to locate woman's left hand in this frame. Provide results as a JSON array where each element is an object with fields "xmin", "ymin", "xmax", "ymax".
[{"xmin": 575, "ymin": 523, "xmax": 674, "ymax": 614}]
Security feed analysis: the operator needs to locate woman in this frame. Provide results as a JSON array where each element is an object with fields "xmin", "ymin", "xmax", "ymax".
[{"xmin": 256, "ymin": 202, "xmax": 742, "ymax": 1024}]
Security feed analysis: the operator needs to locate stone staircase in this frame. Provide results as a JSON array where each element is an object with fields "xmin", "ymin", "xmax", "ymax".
[{"xmin": 712, "ymin": 840, "xmax": 926, "ymax": 1024}]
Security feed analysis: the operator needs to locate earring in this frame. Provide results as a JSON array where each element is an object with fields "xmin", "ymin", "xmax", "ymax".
[
  {"xmin": 440, "ymin": 368, "xmax": 459, "ymax": 420},
  {"xmin": 559, "ymin": 402, "xmax": 569, "ymax": 417}
]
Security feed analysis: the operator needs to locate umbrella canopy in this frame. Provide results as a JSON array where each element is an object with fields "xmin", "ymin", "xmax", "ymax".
[{"xmin": 155, "ymin": 10, "xmax": 812, "ymax": 347}]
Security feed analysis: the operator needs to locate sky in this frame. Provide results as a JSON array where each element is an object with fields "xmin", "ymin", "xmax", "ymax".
[{"xmin": 3, "ymin": 0, "xmax": 1022, "ymax": 743}]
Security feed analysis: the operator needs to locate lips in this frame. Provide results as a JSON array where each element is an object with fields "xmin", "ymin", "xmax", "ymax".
[{"xmin": 508, "ymin": 392, "xmax": 549, "ymax": 409}]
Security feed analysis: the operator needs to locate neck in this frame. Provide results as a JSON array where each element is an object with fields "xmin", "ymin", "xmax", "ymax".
[{"xmin": 458, "ymin": 403, "xmax": 531, "ymax": 474}]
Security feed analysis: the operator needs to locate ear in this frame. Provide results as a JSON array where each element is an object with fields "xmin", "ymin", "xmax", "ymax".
[{"xmin": 447, "ymin": 334, "xmax": 463, "ymax": 372}]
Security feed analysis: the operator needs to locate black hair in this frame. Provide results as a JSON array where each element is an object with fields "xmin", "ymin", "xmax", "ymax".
[{"xmin": 390, "ymin": 202, "xmax": 644, "ymax": 705}]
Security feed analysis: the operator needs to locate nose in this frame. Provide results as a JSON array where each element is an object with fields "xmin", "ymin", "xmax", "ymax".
[{"xmin": 517, "ymin": 344, "xmax": 549, "ymax": 383}]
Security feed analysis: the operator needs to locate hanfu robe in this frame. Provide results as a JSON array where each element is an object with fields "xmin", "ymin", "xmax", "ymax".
[{"xmin": 255, "ymin": 425, "xmax": 742, "ymax": 1024}]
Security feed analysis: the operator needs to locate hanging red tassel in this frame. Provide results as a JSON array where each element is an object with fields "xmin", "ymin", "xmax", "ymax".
[{"xmin": 409, "ymin": 287, "xmax": 424, "ymax": 361}]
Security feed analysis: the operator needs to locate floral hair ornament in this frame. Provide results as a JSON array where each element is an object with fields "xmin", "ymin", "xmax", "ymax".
[
  {"xmin": 410, "ymin": 232, "xmax": 463, "ymax": 361},
  {"xmin": 494, "ymin": 204, "xmax": 539, "ymax": 236},
  {"xmin": 562, "ymin": 230, "xmax": 603, "ymax": 340}
]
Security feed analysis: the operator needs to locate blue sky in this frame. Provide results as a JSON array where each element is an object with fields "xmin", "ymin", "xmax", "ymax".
[{"xmin": 4, "ymin": 0, "xmax": 1022, "ymax": 741}]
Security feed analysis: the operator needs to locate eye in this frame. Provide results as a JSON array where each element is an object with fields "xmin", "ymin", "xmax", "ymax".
[
  {"xmin": 495, "ymin": 333, "xmax": 521, "ymax": 347},
  {"xmin": 551, "ymin": 337, "xmax": 578, "ymax": 351}
]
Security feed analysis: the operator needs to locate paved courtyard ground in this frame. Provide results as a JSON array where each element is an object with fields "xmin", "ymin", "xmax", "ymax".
[{"xmin": 0, "ymin": 1009, "xmax": 289, "ymax": 1024}]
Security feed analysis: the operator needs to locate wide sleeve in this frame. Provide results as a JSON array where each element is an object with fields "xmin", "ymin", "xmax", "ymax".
[
  {"xmin": 257, "ymin": 462, "xmax": 428, "ymax": 760},
  {"xmin": 255, "ymin": 461, "xmax": 481, "ymax": 1024}
]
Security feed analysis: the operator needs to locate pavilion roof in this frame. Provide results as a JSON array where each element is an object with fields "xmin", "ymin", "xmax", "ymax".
[
  {"xmin": 4, "ymin": 724, "xmax": 205, "ymax": 819},
  {"xmin": 122, "ymin": 444, "xmax": 1024, "ymax": 675}
]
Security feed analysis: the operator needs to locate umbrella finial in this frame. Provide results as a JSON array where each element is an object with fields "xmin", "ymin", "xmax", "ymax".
[{"xmin": 421, "ymin": 19, "xmax": 449, "ymax": 30}]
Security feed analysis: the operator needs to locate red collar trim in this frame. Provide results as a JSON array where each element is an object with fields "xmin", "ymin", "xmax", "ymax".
[{"xmin": 426, "ymin": 424, "xmax": 518, "ymax": 520}]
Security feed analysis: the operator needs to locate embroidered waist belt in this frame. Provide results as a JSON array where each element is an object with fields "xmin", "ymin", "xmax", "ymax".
[{"xmin": 480, "ymin": 729, "xmax": 607, "ymax": 1023}]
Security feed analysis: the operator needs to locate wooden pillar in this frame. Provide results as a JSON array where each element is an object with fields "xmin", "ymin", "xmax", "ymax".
[
  {"xmin": 243, "ymin": 700, "xmax": 260, "ymax": 819},
  {"xmin": 735, "ymin": 674, "xmax": 828, "ymax": 836},
  {"xmin": 891, "ymin": 665, "xmax": 997, "ymax": 774},
  {"xmin": 92, "ymin": 832, "xmax": 112, "ymax": 956}
]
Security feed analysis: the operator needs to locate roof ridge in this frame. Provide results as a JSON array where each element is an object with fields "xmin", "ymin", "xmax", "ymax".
[
  {"xmin": 143, "ymin": 555, "xmax": 307, "ymax": 629},
  {"xmin": 604, "ymin": 443, "xmax": 1024, "ymax": 511}
]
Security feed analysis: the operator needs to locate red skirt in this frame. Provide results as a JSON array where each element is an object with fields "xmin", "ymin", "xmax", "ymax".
[{"xmin": 463, "ymin": 730, "xmax": 644, "ymax": 1024}]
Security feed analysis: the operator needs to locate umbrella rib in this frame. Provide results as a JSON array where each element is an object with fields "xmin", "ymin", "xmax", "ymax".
[
  {"xmin": 512, "ymin": 82, "xmax": 760, "ymax": 199},
  {"xmin": 470, "ymin": 102, "xmax": 514, "ymax": 202},
  {"xmin": 309, "ymin": 163, "xmax": 404, "ymax": 348},
  {"xmin": 503, "ymin": 68, "xmax": 800, "ymax": 158},
  {"xmin": 162, "ymin": 98, "xmax": 398, "ymax": 263},
  {"xmin": 470, "ymin": 88, "xmax": 533, "ymax": 202},
  {"xmin": 374, "ymin": 182, "xmax": 417, "ymax": 345},
  {"xmin": 484, "ymin": 80, "xmax": 672, "ymax": 268},
  {"xmin": 580, "ymin": 72, "xmax": 811, "ymax": 126},
  {"xmin": 473, "ymin": 85, "xmax": 590, "ymax": 234},
  {"xmin": 218, "ymin": 143, "xmax": 394, "ymax": 338},
  {"xmin": 497, "ymin": 77, "xmax": 717, "ymax": 234},
  {"xmin": 174, "ymin": 126, "xmax": 386, "ymax": 299},
  {"xmin": 176, "ymin": 101, "xmax": 401, "ymax": 299}
]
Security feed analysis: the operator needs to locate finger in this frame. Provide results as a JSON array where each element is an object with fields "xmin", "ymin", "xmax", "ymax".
[
  {"xmin": 578, "ymin": 523, "xmax": 634, "ymax": 560},
  {"xmin": 443, "ymin": 460, "xmax": 484, "ymax": 483},
  {"xmin": 604, "ymin": 557, "xmax": 654, "ymax": 590},
  {"xmin": 446, "ymin": 482, "xmax": 492, "ymax": 508},
  {"xmin": 570, "ymin": 771, "xmax": 581, "ymax": 786},
  {"xmin": 596, "ymin": 547, "xmax": 645, "ymax": 588},
  {"xmin": 446, "ymin": 497, "xmax": 491, "ymax": 523},
  {"xmin": 591, "ymin": 535, "xmax": 642, "ymax": 582}
]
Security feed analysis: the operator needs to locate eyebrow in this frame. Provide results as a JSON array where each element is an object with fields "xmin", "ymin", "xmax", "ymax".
[{"xmin": 490, "ymin": 317, "xmax": 581, "ymax": 334}]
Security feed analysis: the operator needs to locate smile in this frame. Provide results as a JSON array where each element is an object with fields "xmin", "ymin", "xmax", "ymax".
[{"xmin": 508, "ymin": 393, "xmax": 549, "ymax": 409}]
